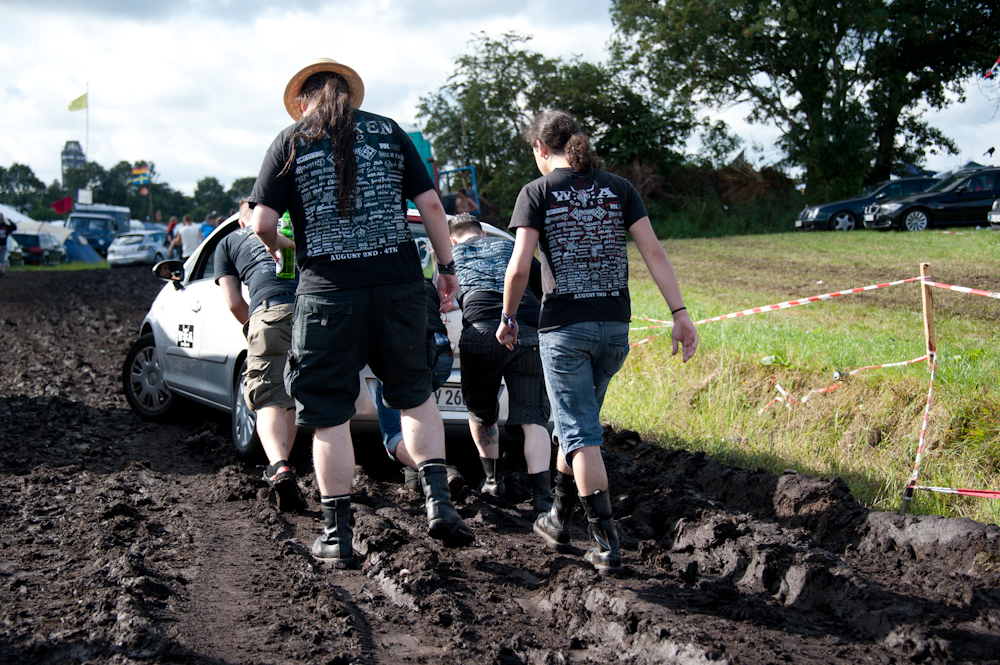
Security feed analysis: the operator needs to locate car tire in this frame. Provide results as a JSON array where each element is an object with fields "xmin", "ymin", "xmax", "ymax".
[
  {"xmin": 903, "ymin": 209, "xmax": 930, "ymax": 232},
  {"xmin": 122, "ymin": 333, "xmax": 177, "ymax": 421},
  {"xmin": 232, "ymin": 357, "xmax": 264, "ymax": 463},
  {"xmin": 154, "ymin": 253, "xmax": 164, "ymax": 264},
  {"xmin": 828, "ymin": 211, "xmax": 857, "ymax": 231},
  {"xmin": 42, "ymin": 254, "xmax": 52, "ymax": 267}
]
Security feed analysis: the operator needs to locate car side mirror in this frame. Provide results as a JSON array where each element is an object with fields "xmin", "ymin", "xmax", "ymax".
[
  {"xmin": 154, "ymin": 259, "xmax": 185, "ymax": 288},
  {"xmin": 954, "ymin": 185, "xmax": 967, "ymax": 194}
]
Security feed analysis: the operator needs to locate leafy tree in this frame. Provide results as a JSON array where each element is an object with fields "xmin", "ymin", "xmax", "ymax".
[
  {"xmin": 0, "ymin": 163, "xmax": 47, "ymax": 213},
  {"xmin": 698, "ymin": 120, "xmax": 743, "ymax": 169},
  {"xmin": 418, "ymin": 32, "xmax": 695, "ymax": 222},
  {"xmin": 227, "ymin": 177, "xmax": 257, "ymax": 207},
  {"xmin": 193, "ymin": 176, "xmax": 231, "ymax": 221},
  {"xmin": 610, "ymin": 0, "xmax": 998, "ymax": 200}
]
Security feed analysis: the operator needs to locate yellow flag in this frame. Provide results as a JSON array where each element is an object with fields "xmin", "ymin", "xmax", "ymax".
[{"xmin": 68, "ymin": 93, "xmax": 87, "ymax": 111}]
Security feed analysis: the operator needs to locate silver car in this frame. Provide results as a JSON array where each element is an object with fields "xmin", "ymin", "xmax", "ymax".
[
  {"xmin": 122, "ymin": 210, "xmax": 523, "ymax": 460},
  {"xmin": 107, "ymin": 230, "xmax": 169, "ymax": 267}
]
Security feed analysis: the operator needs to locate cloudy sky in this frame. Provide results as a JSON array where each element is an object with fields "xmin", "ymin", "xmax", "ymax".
[{"xmin": 2, "ymin": 0, "xmax": 998, "ymax": 197}]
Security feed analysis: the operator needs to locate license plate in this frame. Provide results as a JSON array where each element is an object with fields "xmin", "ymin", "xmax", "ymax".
[
  {"xmin": 864, "ymin": 214, "xmax": 875, "ymax": 222},
  {"xmin": 794, "ymin": 220, "xmax": 802, "ymax": 228},
  {"xmin": 434, "ymin": 384, "xmax": 466, "ymax": 411}
]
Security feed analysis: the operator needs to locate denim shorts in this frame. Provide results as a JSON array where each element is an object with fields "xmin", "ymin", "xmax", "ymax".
[
  {"xmin": 539, "ymin": 321, "xmax": 630, "ymax": 457},
  {"xmin": 459, "ymin": 324, "xmax": 549, "ymax": 437},
  {"xmin": 285, "ymin": 281, "xmax": 430, "ymax": 428}
]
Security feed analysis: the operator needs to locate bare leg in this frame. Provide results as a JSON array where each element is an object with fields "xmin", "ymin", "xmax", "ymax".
[
  {"xmin": 469, "ymin": 419, "xmax": 499, "ymax": 459},
  {"xmin": 400, "ymin": 397, "xmax": 447, "ymax": 464},
  {"xmin": 522, "ymin": 423, "xmax": 551, "ymax": 474},
  {"xmin": 555, "ymin": 447, "xmax": 572, "ymax": 475},
  {"xmin": 313, "ymin": 423, "xmax": 355, "ymax": 496},
  {"xmin": 256, "ymin": 405, "xmax": 297, "ymax": 465},
  {"xmin": 569, "ymin": 446, "xmax": 607, "ymax": 496}
]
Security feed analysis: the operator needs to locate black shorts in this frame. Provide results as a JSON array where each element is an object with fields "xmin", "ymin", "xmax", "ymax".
[
  {"xmin": 459, "ymin": 324, "xmax": 549, "ymax": 437},
  {"xmin": 285, "ymin": 281, "xmax": 430, "ymax": 428}
]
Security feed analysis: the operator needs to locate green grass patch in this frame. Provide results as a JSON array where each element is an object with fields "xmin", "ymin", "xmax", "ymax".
[
  {"xmin": 9, "ymin": 260, "xmax": 109, "ymax": 272},
  {"xmin": 605, "ymin": 228, "xmax": 1000, "ymax": 523}
]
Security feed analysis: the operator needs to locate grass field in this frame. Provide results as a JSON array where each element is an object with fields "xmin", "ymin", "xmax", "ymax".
[{"xmin": 609, "ymin": 228, "xmax": 1000, "ymax": 524}]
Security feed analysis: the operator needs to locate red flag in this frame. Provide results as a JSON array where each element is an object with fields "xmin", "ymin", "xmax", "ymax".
[{"xmin": 51, "ymin": 195, "xmax": 73, "ymax": 214}]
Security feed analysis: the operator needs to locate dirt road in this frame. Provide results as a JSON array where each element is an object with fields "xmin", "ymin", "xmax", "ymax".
[{"xmin": 1, "ymin": 268, "xmax": 999, "ymax": 664}]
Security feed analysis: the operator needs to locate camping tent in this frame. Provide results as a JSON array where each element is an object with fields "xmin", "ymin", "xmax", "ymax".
[{"xmin": 7, "ymin": 217, "xmax": 104, "ymax": 264}]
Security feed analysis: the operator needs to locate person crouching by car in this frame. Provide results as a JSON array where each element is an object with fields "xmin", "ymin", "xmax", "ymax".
[{"xmin": 215, "ymin": 198, "xmax": 304, "ymax": 512}]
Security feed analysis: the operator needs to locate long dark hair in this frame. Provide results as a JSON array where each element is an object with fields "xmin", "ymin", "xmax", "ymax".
[
  {"xmin": 279, "ymin": 71, "xmax": 357, "ymax": 217},
  {"xmin": 523, "ymin": 109, "xmax": 602, "ymax": 172}
]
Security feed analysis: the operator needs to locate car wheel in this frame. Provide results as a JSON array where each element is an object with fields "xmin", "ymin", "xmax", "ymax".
[
  {"xmin": 42, "ymin": 254, "xmax": 52, "ymax": 267},
  {"xmin": 154, "ymin": 253, "xmax": 164, "ymax": 264},
  {"xmin": 828, "ymin": 211, "xmax": 857, "ymax": 231},
  {"xmin": 122, "ymin": 333, "xmax": 177, "ymax": 420},
  {"xmin": 903, "ymin": 209, "xmax": 930, "ymax": 232},
  {"xmin": 232, "ymin": 357, "xmax": 264, "ymax": 462}
]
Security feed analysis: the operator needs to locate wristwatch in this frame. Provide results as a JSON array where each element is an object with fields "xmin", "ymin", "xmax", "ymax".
[{"xmin": 437, "ymin": 260, "xmax": 456, "ymax": 275}]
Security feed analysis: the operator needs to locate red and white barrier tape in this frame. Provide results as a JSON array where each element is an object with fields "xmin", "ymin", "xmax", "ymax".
[
  {"xmin": 758, "ymin": 353, "xmax": 929, "ymax": 413},
  {"xmin": 905, "ymin": 352, "xmax": 937, "ymax": 487},
  {"xmin": 630, "ymin": 275, "xmax": 925, "ymax": 348},
  {"xmin": 925, "ymin": 281, "xmax": 1000, "ymax": 300},
  {"xmin": 912, "ymin": 486, "xmax": 1000, "ymax": 499}
]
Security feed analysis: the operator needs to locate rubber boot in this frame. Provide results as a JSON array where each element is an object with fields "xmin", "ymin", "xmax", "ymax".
[
  {"xmin": 312, "ymin": 495, "xmax": 357, "ymax": 568},
  {"xmin": 478, "ymin": 453, "xmax": 506, "ymax": 497},
  {"xmin": 446, "ymin": 464, "xmax": 466, "ymax": 497},
  {"xmin": 528, "ymin": 470, "xmax": 554, "ymax": 514},
  {"xmin": 418, "ymin": 460, "xmax": 475, "ymax": 546},
  {"xmin": 581, "ymin": 490, "xmax": 623, "ymax": 575},
  {"xmin": 532, "ymin": 471, "xmax": 577, "ymax": 552}
]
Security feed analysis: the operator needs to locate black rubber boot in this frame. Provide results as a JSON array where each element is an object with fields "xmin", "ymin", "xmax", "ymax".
[
  {"xmin": 312, "ymin": 495, "xmax": 357, "ymax": 568},
  {"xmin": 478, "ymin": 454, "xmax": 506, "ymax": 497},
  {"xmin": 581, "ymin": 489, "xmax": 623, "ymax": 575},
  {"xmin": 528, "ymin": 470, "xmax": 554, "ymax": 514},
  {"xmin": 532, "ymin": 471, "xmax": 577, "ymax": 552},
  {"xmin": 418, "ymin": 460, "xmax": 475, "ymax": 546}
]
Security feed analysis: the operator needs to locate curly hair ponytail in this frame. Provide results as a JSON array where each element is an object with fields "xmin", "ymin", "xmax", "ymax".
[{"xmin": 523, "ymin": 109, "xmax": 602, "ymax": 172}]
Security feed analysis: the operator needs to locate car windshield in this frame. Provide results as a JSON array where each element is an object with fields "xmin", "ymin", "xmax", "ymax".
[
  {"xmin": 113, "ymin": 235, "xmax": 144, "ymax": 246},
  {"xmin": 11, "ymin": 234, "xmax": 38, "ymax": 248},
  {"xmin": 70, "ymin": 217, "xmax": 109, "ymax": 232},
  {"xmin": 923, "ymin": 172, "xmax": 974, "ymax": 193}
]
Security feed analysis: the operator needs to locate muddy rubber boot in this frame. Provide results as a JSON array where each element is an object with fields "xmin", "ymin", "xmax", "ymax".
[
  {"xmin": 528, "ymin": 470, "xmax": 554, "ymax": 514},
  {"xmin": 533, "ymin": 471, "xmax": 577, "ymax": 552},
  {"xmin": 446, "ymin": 464, "xmax": 466, "ymax": 497},
  {"xmin": 418, "ymin": 460, "xmax": 475, "ymax": 546},
  {"xmin": 478, "ymin": 454, "xmax": 506, "ymax": 497},
  {"xmin": 581, "ymin": 490, "xmax": 623, "ymax": 575},
  {"xmin": 312, "ymin": 495, "xmax": 357, "ymax": 569}
]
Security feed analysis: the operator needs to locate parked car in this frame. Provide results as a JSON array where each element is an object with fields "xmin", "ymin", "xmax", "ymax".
[
  {"xmin": 5, "ymin": 236, "xmax": 24, "ymax": 269},
  {"xmin": 122, "ymin": 211, "xmax": 524, "ymax": 461},
  {"xmin": 107, "ymin": 230, "xmax": 169, "ymax": 267},
  {"xmin": 795, "ymin": 176, "xmax": 937, "ymax": 231},
  {"xmin": 863, "ymin": 168, "xmax": 999, "ymax": 231},
  {"xmin": 12, "ymin": 232, "xmax": 68, "ymax": 265}
]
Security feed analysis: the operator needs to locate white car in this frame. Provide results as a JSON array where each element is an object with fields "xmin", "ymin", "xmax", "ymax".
[
  {"xmin": 107, "ymin": 230, "xmax": 169, "ymax": 267},
  {"xmin": 122, "ymin": 210, "xmax": 520, "ymax": 460}
]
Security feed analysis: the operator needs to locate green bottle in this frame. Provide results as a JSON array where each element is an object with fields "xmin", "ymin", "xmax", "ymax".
[{"xmin": 277, "ymin": 212, "xmax": 295, "ymax": 279}]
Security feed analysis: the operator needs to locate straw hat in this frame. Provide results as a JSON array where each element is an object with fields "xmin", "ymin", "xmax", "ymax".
[{"xmin": 283, "ymin": 58, "xmax": 365, "ymax": 120}]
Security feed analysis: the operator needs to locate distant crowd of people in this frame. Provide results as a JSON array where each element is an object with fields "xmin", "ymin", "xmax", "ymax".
[{"xmin": 215, "ymin": 58, "xmax": 697, "ymax": 574}]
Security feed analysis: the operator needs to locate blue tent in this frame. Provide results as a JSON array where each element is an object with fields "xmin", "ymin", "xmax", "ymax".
[{"xmin": 65, "ymin": 230, "xmax": 103, "ymax": 263}]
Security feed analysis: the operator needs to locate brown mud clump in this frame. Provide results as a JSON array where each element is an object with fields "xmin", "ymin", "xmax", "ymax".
[{"xmin": 2, "ymin": 269, "xmax": 999, "ymax": 664}]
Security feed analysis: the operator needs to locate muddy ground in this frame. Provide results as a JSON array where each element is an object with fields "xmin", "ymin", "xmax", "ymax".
[{"xmin": 1, "ymin": 268, "xmax": 999, "ymax": 665}]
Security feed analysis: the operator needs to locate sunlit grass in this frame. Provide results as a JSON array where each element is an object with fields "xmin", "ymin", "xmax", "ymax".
[
  {"xmin": 9, "ymin": 260, "xmax": 109, "ymax": 272},
  {"xmin": 604, "ymin": 229, "xmax": 1000, "ymax": 523}
]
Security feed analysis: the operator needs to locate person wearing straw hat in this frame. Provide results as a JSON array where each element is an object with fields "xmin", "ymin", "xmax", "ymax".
[{"xmin": 249, "ymin": 58, "xmax": 474, "ymax": 567}]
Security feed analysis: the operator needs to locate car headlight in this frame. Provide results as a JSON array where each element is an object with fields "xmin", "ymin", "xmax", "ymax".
[
  {"xmin": 881, "ymin": 203, "xmax": 903, "ymax": 213},
  {"xmin": 802, "ymin": 207, "xmax": 818, "ymax": 220},
  {"xmin": 992, "ymin": 200, "xmax": 1000, "ymax": 211}
]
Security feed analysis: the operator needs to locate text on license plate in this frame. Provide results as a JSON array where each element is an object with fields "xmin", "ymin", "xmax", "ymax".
[
  {"xmin": 864, "ymin": 214, "xmax": 875, "ymax": 222},
  {"xmin": 434, "ymin": 385, "xmax": 466, "ymax": 411}
]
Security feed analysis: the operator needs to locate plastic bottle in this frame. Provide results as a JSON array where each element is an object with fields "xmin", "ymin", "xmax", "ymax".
[{"xmin": 276, "ymin": 212, "xmax": 295, "ymax": 279}]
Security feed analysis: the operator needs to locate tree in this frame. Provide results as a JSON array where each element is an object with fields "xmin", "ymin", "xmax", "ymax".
[
  {"xmin": 193, "ymin": 176, "xmax": 231, "ymax": 220},
  {"xmin": 0, "ymin": 163, "xmax": 46, "ymax": 213},
  {"xmin": 418, "ymin": 32, "xmax": 694, "ymax": 222},
  {"xmin": 227, "ymin": 177, "xmax": 257, "ymax": 207},
  {"xmin": 698, "ymin": 120, "xmax": 743, "ymax": 169},
  {"xmin": 610, "ymin": 0, "xmax": 998, "ymax": 199}
]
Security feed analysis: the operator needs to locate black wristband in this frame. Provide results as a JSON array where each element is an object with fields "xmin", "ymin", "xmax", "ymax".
[
  {"xmin": 501, "ymin": 312, "xmax": 517, "ymax": 327},
  {"xmin": 437, "ymin": 260, "xmax": 456, "ymax": 275},
  {"xmin": 671, "ymin": 306, "xmax": 687, "ymax": 315}
]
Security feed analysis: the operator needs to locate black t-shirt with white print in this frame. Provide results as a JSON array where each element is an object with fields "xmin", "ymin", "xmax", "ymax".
[
  {"xmin": 249, "ymin": 109, "xmax": 435, "ymax": 294},
  {"xmin": 508, "ymin": 167, "xmax": 647, "ymax": 331}
]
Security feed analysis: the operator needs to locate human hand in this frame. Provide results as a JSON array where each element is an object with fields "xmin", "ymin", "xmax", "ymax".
[
  {"xmin": 496, "ymin": 320, "xmax": 518, "ymax": 351},
  {"xmin": 671, "ymin": 310, "xmax": 698, "ymax": 362},
  {"xmin": 437, "ymin": 273, "xmax": 459, "ymax": 312}
]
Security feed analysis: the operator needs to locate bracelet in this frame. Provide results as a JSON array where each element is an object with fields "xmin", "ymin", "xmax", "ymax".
[
  {"xmin": 437, "ymin": 260, "xmax": 456, "ymax": 275},
  {"xmin": 501, "ymin": 312, "xmax": 517, "ymax": 327},
  {"xmin": 670, "ymin": 306, "xmax": 687, "ymax": 315}
]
